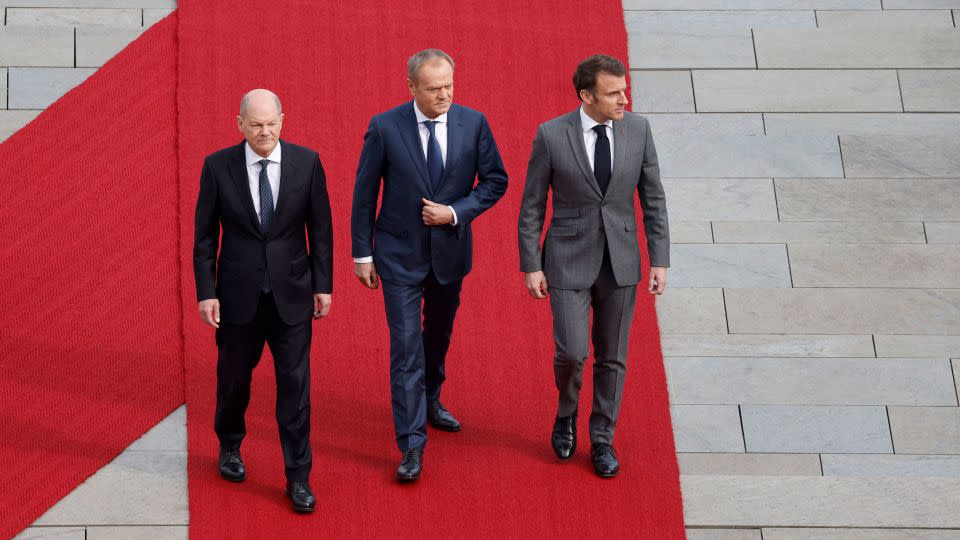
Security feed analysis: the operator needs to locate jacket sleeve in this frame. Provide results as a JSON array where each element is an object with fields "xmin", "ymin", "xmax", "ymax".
[
  {"xmin": 517, "ymin": 124, "xmax": 551, "ymax": 273},
  {"xmin": 351, "ymin": 116, "xmax": 385, "ymax": 259},
  {"xmin": 193, "ymin": 158, "xmax": 220, "ymax": 301},
  {"xmin": 307, "ymin": 152, "xmax": 334, "ymax": 294},
  {"xmin": 448, "ymin": 114, "xmax": 508, "ymax": 226},
  {"xmin": 637, "ymin": 119, "xmax": 670, "ymax": 268}
]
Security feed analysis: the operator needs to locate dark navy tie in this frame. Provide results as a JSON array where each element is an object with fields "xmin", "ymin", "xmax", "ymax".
[
  {"xmin": 258, "ymin": 159, "xmax": 273, "ymax": 292},
  {"xmin": 592, "ymin": 124, "xmax": 611, "ymax": 194},
  {"xmin": 424, "ymin": 120, "xmax": 444, "ymax": 192}
]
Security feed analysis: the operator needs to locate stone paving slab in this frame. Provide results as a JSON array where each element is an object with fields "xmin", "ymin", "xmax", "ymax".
[
  {"xmin": 764, "ymin": 112, "xmax": 960, "ymax": 136},
  {"xmin": 143, "ymin": 8, "xmax": 174, "ymax": 26},
  {"xmin": 789, "ymin": 244, "xmax": 960, "ymax": 288},
  {"xmin": 644, "ymin": 113, "xmax": 764, "ymax": 136},
  {"xmin": 0, "ymin": 110, "xmax": 41, "ymax": 134},
  {"xmin": 927, "ymin": 222, "xmax": 960, "ymax": 243},
  {"xmin": 0, "ymin": 26, "xmax": 74, "ymax": 67},
  {"xmin": 712, "ymin": 221, "xmax": 926, "ymax": 244},
  {"xmin": 671, "ymin": 405, "xmax": 745, "ymax": 452},
  {"xmin": 0, "ymin": 1, "xmax": 173, "ymax": 6},
  {"xmin": 742, "ymin": 405, "xmax": 892, "ymax": 453},
  {"xmin": 816, "ymin": 9, "xmax": 954, "ymax": 27},
  {"xmin": 5, "ymin": 7, "xmax": 142, "ymax": 26},
  {"xmin": 670, "ymin": 221, "xmax": 714, "ymax": 243},
  {"xmin": 1, "ymin": 68, "xmax": 6, "ymax": 110},
  {"xmin": 954, "ymin": 359, "xmax": 959, "ymax": 407},
  {"xmin": 32, "ymin": 451, "xmax": 187, "ymax": 525},
  {"xmin": 889, "ymin": 406, "xmax": 960, "ymax": 454},
  {"xmin": 874, "ymin": 335, "xmax": 960, "ymax": 358},
  {"xmin": 686, "ymin": 529, "xmax": 761, "ymax": 540},
  {"xmin": 821, "ymin": 454, "xmax": 960, "ymax": 477},
  {"xmin": 622, "ymin": 0, "xmax": 878, "ymax": 8},
  {"xmin": 126, "ymin": 405, "xmax": 184, "ymax": 452},
  {"xmin": 682, "ymin": 476, "xmax": 960, "ymax": 527},
  {"xmin": 678, "ymin": 452, "xmax": 822, "ymax": 475},
  {"xmin": 625, "ymin": 10, "xmax": 815, "ymax": 69},
  {"xmin": 841, "ymin": 135, "xmax": 960, "ymax": 177},
  {"xmin": 7, "ymin": 68, "xmax": 97, "ymax": 109},
  {"xmin": 662, "ymin": 178, "xmax": 777, "ymax": 221},
  {"xmin": 666, "ymin": 357, "xmax": 956, "ymax": 406},
  {"xmin": 900, "ymin": 70, "xmax": 960, "ymax": 111},
  {"xmin": 670, "ymin": 244, "xmax": 791, "ymax": 288},
  {"xmin": 86, "ymin": 526, "xmax": 188, "ymax": 539},
  {"xmin": 885, "ymin": 0, "xmax": 960, "ymax": 8},
  {"xmin": 657, "ymin": 136, "xmax": 843, "ymax": 177},
  {"xmin": 14, "ymin": 528, "xmax": 84, "ymax": 540},
  {"xmin": 726, "ymin": 288, "xmax": 960, "ymax": 335},
  {"xmin": 76, "ymin": 27, "xmax": 144, "ymax": 67},
  {"xmin": 631, "ymin": 71, "xmax": 694, "ymax": 112},
  {"xmin": 656, "ymin": 288, "xmax": 728, "ymax": 334},
  {"xmin": 660, "ymin": 333, "xmax": 876, "ymax": 357},
  {"xmin": 754, "ymin": 28, "xmax": 960, "ymax": 68},
  {"xmin": 693, "ymin": 70, "xmax": 902, "ymax": 112},
  {"xmin": 762, "ymin": 528, "xmax": 960, "ymax": 539},
  {"xmin": 776, "ymin": 179, "xmax": 960, "ymax": 221}
]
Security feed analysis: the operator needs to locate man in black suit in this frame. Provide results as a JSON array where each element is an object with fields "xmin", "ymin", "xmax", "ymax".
[{"xmin": 193, "ymin": 89, "xmax": 332, "ymax": 513}]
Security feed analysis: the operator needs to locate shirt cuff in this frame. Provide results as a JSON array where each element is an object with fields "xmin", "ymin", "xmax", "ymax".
[
  {"xmin": 353, "ymin": 256, "xmax": 373, "ymax": 263},
  {"xmin": 449, "ymin": 206, "xmax": 458, "ymax": 226}
]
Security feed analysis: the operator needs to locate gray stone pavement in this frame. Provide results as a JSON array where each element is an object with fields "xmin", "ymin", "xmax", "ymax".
[{"xmin": 5, "ymin": 0, "xmax": 960, "ymax": 537}]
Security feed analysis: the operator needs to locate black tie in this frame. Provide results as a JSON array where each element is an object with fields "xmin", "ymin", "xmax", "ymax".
[
  {"xmin": 424, "ymin": 120, "xmax": 444, "ymax": 192},
  {"xmin": 592, "ymin": 124, "xmax": 611, "ymax": 194},
  {"xmin": 258, "ymin": 159, "xmax": 273, "ymax": 292}
]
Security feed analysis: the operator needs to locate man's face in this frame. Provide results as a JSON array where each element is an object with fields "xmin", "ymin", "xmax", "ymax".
[
  {"xmin": 408, "ymin": 59, "xmax": 454, "ymax": 119},
  {"xmin": 581, "ymin": 72, "xmax": 628, "ymax": 123},
  {"xmin": 237, "ymin": 97, "xmax": 283, "ymax": 157}
]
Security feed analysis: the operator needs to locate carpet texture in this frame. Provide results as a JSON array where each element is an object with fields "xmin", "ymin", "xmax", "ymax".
[
  {"xmin": 178, "ymin": 1, "xmax": 684, "ymax": 537},
  {"xmin": 0, "ymin": 16, "xmax": 183, "ymax": 539}
]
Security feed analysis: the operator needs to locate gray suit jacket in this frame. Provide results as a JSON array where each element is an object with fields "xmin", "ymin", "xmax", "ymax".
[{"xmin": 518, "ymin": 109, "xmax": 669, "ymax": 290}]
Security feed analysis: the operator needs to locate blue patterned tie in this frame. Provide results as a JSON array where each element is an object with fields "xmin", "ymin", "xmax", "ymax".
[
  {"xmin": 424, "ymin": 120, "xmax": 444, "ymax": 192},
  {"xmin": 258, "ymin": 159, "xmax": 273, "ymax": 292}
]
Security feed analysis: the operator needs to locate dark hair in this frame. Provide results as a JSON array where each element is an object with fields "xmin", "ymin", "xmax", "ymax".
[{"xmin": 573, "ymin": 55, "xmax": 626, "ymax": 100}]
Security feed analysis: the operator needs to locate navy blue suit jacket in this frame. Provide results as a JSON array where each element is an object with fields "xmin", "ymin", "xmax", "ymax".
[{"xmin": 351, "ymin": 102, "xmax": 508, "ymax": 285}]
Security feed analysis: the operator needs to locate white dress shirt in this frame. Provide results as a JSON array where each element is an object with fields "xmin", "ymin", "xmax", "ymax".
[
  {"xmin": 579, "ymin": 106, "xmax": 614, "ymax": 173},
  {"xmin": 353, "ymin": 102, "xmax": 458, "ymax": 265},
  {"xmin": 244, "ymin": 141, "xmax": 281, "ymax": 224}
]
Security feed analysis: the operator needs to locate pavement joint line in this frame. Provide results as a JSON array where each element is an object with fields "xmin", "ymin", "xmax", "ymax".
[
  {"xmin": 951, "ymin": 358, "xmax": 959, "ymax": 406},
  {"xmin": 871, "ymin": 335, "xmax": 878, "ymax": 358},
  {"xmin": 721, "ymin": 288, "xmax": 730, "ymax": 334},
  {"xmin": 784, "ymin": 243, "xmax": 794, "ymax": 288},
  {"xmin": 750, "ymin": 28, "xmax": 758, "ymax": 70},
  {"xmin": 886, "ymin": 406, "xmax": 896, "ymax": 454},
  {"xmin": 896, "ymin": 69, "xmax": 905, "ymax": 113},
  {"xmin": 690, "ymin": 70, "xmax": 698, "ymax": 112},
  {"xmin": 837, "ymin": 135, "xmax": 846, "ymax": 178},
  {"xmin": 737, "ymin": 404, "xmax": 747, "ymax": 452}
]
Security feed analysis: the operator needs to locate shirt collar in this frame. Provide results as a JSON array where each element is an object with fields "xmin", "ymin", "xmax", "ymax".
[
  {"xmin": 579, "ymin": 106, "xmax": 612, "ymax": 133},
  {"xmin": 245, "ymin": 141, "xmax": 282, "ymax": 166},
  {"xmin": 413, "ymin": 101, "xmax": 448, "ymax": 124}
]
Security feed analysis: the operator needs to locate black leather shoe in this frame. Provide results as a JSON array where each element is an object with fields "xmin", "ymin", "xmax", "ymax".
[
  {"xmin": 218, "ymin": 448, "xmax": 245, "ymax": 482},
  {"xmin": 551, "ymin": 413, "xmax": 577, "ymax": 460},
  {"xmin": 285, "ymin": 480, "xmax": 316, "ymax": 513},
  {"xmin": 396, "ymin": 447, "xmax": 423, "ymax": 482},
  {"xmin": 591, "ymin": 443, "xmax": 620, "ymax": 478},
  {"xmin": 427, "ymin": 400, "xmax": 461, "ymax": 432}
]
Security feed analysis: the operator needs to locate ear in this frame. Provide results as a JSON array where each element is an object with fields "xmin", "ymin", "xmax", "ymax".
[
  {"xmin": 408, "ymin": 79, "xmax": 416, "ymax": 96},
  {"xmin": 579, "ymin": 89, "xmax": 593, "ymax": 104}
]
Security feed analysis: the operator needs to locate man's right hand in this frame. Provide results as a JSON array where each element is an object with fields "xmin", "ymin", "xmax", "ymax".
[
  {"xmin": 198, "ymin": 298, "xmax": 220, "ymax": 329},
  {"xmin": 525, "ymin": 271, "xmax": 548, "ymax": 299},
  {"xmin": 355, "ymin": 262, "xmax": 379, "ymax": 289}
]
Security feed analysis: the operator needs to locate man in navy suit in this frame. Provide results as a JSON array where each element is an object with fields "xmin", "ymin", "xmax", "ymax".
[{"xmin": 351, "ymin": 49, "xmax": 508, "ymax": 482}]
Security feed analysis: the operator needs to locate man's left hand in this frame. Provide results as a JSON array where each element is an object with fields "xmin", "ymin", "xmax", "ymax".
[
  {"xmin": 313, "ymin": 293, "xmax": 331, "ymax": 318},
  {"xmin": 648, "ymin": 267, "xmax": 668, "ymax": 295},
  {"xmin": 421, "ymin": 198, "xmax": 453, "ymax": 226}
]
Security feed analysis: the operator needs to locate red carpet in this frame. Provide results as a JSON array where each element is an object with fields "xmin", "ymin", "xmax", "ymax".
[
  {"xmin": 179, "ymin": 1, "xmax": 684, "ymax": 538},
  {"xmin": 0, "ymin": 16, "xmax": 183, "ymax": 539}
]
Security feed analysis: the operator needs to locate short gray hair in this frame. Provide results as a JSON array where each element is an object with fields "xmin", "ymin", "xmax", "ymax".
[
  {"xmin": 407, "ymin": 49, "xmax": 455, "ymax": 81},
  {"xmin": 239, "ymin": 89, "xmax": 282, "ymax": 117}
]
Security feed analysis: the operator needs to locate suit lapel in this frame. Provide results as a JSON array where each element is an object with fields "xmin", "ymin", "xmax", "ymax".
[
  {"xmin": 437, "ymin": 105, "xmax": 462, "ymax": 190},
  {"xmin": 610, "ymin": 119, "xmax": 627, "ymax": 191},
  {"xmin": 396, "ymin": 103, "xmax": 434, "ymax": 197},
  {"xmin": 228, "ymin": 142, "xmax": 263, "ymax": 236},
  {"xmin": 564, "ymin": 111, "xmax": 602, "ymax": 198},
  {"xmin": 271, "ymin": 140, "xmax": 297, "ymax": 237}
]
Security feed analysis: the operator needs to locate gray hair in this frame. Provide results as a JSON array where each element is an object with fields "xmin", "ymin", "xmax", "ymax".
[
  {"xmin": 407, "ymin": 49, "xmax": 455, "ymax": 81},
  {"xmin": 239, "ymin": 89, "xmax": 282, "ymax": 117}
]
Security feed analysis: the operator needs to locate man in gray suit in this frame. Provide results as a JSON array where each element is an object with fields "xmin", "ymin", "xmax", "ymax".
[{"xmin": 518, "ymin": 55, "xmax": 669, "ymax": 477}]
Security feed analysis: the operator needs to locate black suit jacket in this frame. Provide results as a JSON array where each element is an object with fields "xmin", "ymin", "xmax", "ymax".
[{"xmin": 193, "ymin": 140, "xmax": 333, "ymax": 325}]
